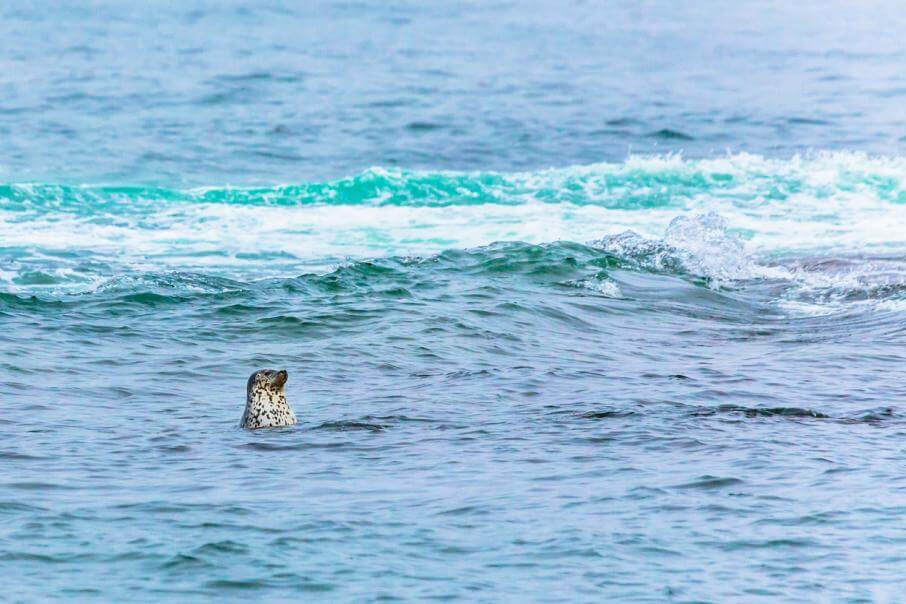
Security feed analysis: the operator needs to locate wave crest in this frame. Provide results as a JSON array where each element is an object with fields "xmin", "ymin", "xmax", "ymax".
[
  {"xmin": 2, "ymin": 151, "xmax": 904, "ymax": 211},
  {"xmin": 590, "ymin": 212, "xmax": 778, "ymax": 287}
]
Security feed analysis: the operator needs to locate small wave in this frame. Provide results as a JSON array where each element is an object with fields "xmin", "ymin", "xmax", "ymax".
[
  {"xmin": 0, "ymin": 552, "xmax": 69, "ymax": 563},
  {"xmin": 313, "ymin": 421, "xmax": 387, "ymax": 432},
  {"xmin": 161, "ymin": 554, "xmax": 214, "ymax": 570},
  {"xmin": 695, "ymin": 405, "xmax": 832, "ymax": 419},
  {"xmin": 786, "ymin": 117, "xmax": 832, "ymax": 126},
  {"xmin": 579, "ymin": 410, "xmax": 637, "ymax": 419},
  {"xmin": 238, "ymin": 441, "xmax": 347, "ymax": 451},
  {"xmin": 95, "ymin": 272, "xmax": 247, "ymax": 295},
  {"xmin": 716, "ymin": 538, "xmax": 817, "ymax": 551},
  {"xmin": 569, "ymin": 277, "xmax": 622, "ymax": 298},
  {"xmin": 0, "ymin": 501, "xmax": 46, "ymax": 513},
  {"xmin": 0, "ymin": 451, "xmax": 46, "ymax": 460},
  {"xmin": 694, "ymin": 405, "xmax": 902, "ymax": 423},
  {"xmin": 193, "ymin": 540, "xmax": 249, "ymax": 555},
  {"xmin": 5, "ymin": 481, "xmax": 76, "ymax": 491},
  {"xmin": 840, "ymin": 407, "xmax": 900, "ymax": 423},
  {"xmin": 674, "ymin": 476, "xmax": 744, "ymax": 490},
  {"xmin": 647, "ymin": 128, "xmax": 695, "ymax": 140},
  {"xmin": 773, "ymin": 255, "xmax": 906, "ymax": 315},
  {"xmin": 205, "ymin": 579, "xmax": 264, "ymax": 590}
]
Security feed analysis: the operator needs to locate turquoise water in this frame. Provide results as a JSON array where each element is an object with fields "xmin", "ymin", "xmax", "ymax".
[{"xmin": 2, "ymin": 1, "xmax": 906, "ymax": 601}]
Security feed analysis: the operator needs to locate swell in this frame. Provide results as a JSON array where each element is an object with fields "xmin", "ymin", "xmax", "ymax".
[
  {"xmin": 3, "ymin": 237, "xmax": 903, "ymax": 326},
  {"xmin": 0, "ymin": 242, "xmax": 617, "ymax": 303},
  {"xmin": 0, "ymin": 233, "xmax": 759, "ymax": 303}
]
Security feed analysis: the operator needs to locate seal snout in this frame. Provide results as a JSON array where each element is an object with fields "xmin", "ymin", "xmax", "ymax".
[{"xmin": 273, "ymin": 369, "xmax": 288, "ymax": 387}]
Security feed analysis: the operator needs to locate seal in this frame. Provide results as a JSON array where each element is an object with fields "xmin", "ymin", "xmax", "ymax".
[{"xmin": 240, "ymin": 368, "xmax": 297, "ymax": 429}]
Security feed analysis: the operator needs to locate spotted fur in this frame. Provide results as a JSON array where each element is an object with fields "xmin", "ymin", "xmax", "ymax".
[{"xmin": 240, "ymin": 369, "xmax": 297, "ymax": 429}]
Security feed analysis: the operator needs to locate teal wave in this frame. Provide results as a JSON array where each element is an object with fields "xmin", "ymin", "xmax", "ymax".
[
  {"xmin": 4, "ymin": 237, "xmax": 903, "ymax": 314},
  {"xmin": 2, "ymin": 153, "xmax": 903, "ymax": 214}
]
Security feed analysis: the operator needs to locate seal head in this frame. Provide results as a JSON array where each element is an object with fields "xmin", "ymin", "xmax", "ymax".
[{"xmin": 240, "ymin": 368, "xmax": 297, "ymax": 429}]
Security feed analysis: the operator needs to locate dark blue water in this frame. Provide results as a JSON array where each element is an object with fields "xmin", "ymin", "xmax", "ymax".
[{"xmin": 2, "ymin": 1, "xmax": 905, "ymax": 601}]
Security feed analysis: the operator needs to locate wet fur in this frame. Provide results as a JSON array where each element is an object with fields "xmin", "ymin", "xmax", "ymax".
[{"xmin": 241, "ymin": 369, "xmax": 297, "ymax": 429}]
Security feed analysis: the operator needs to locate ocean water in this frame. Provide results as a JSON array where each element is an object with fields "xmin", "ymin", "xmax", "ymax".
[{"xmin": 2, "ymin": 1, "xmax": 906, "ymax": 602}]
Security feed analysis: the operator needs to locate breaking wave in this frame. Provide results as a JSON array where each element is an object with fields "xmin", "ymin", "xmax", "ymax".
[{"xmin": 1, "ymin": 153, "xmax": 904, "ymax": 315}]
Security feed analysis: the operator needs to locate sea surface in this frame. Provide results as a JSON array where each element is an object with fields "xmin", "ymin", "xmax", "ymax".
[{"xmin": 2, "ymin": 1, "xmax": 906, "ymax": 601}]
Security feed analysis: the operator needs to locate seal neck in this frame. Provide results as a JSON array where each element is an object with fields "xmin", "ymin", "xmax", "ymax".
[{"xmin": 249, "ymin": 389, "xmax": 287, "ymax": 407}]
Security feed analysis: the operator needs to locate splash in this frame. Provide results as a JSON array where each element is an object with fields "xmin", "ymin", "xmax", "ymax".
[{"xmin": 589, "ymin": 212, "xmax": 781, "ymax": 288}]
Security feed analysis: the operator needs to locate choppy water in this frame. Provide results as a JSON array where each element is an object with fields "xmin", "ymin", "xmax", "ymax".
[{"xmin": 2, "ymin": 1, "xmax": 906, "ymax": 602}]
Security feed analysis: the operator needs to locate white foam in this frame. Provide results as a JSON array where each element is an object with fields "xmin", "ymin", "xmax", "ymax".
[
  {"xmin": 0, "ymin": 202, "xmax": 678, "ymax": 278},
  {"xmin": 2, "ymin": 153, "xmax": 904, "ymax": 308},
  {"xmin": 578, "ymin": 279, "xmax": 622, "ymax": 298}
]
